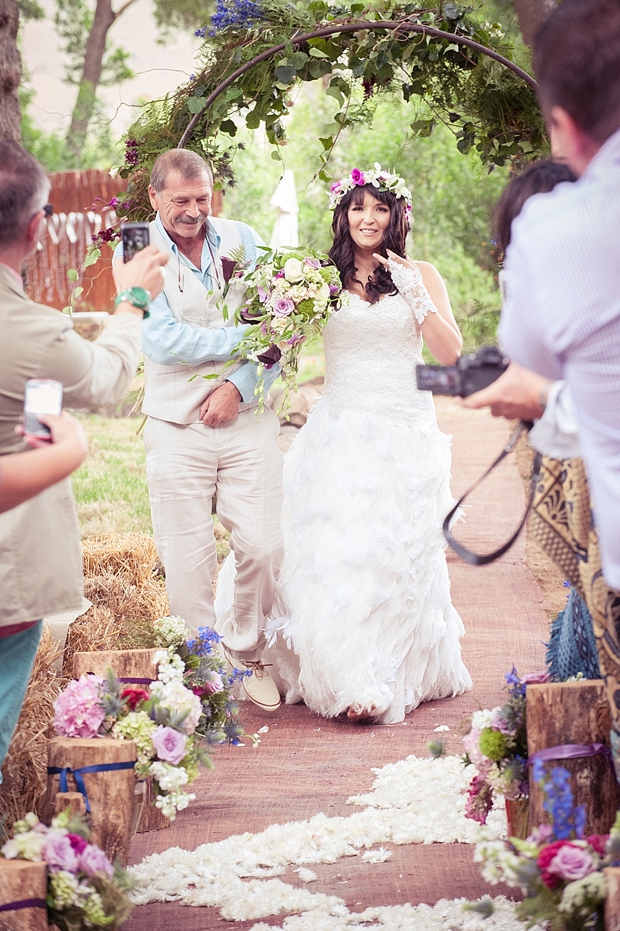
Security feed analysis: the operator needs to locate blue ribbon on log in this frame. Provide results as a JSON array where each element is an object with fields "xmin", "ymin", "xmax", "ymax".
[
  {"xmin": 47, "ymin": 761, "xmax": 136, "ymax": 813},
  {"xmin": 0, "ymin": 899, "xmax": 47, "ymax": 912},
  {"xmin": 527, "ymin": 743, "xmax": 613, "ymax": 767}
]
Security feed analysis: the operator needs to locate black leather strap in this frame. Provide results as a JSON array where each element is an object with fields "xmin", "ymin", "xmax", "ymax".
[{"xmin": 443, "ymin": 421, "xmax": 542, "ymax": 566}]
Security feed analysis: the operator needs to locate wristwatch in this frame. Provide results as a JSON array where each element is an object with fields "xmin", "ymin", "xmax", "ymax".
[{"xmin": 114, "ymin": 287, "xmax": 151, "ymax": 318}]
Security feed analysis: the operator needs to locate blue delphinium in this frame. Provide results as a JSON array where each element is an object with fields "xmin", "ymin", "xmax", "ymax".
[
  {"xmin": 533, "ymin": 761, "xmax": 586, "ymax": 840},
  {"xmin": 505, "ymin": 666, "xmax": 526, "ymax": 698},
  {"xmin": 209, "ymin": 0, "xmax": 264, "ymax": 34}
]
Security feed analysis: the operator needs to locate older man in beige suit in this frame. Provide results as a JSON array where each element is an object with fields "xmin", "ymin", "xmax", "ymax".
[
  {"xmin": 0, "ymin": 138, "xmax": 168, "ymax": 775},
  {"xmin": 113, "ymin": 149, "xmax": 284, "ymax": 711}
]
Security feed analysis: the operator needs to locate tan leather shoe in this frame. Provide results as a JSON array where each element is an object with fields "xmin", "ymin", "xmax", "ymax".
[{"xmin": 241, "ymin": 660, "xmax": 281, "ymax": 711}]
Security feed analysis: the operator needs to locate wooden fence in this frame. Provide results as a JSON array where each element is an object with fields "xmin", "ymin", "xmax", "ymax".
[{"xmin": 23, "ymin": 169, "xmax": 222, "ymax": 314}]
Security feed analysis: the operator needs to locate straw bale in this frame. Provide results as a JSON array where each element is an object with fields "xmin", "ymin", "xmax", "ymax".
[
  {"xmin": 0, "ymin": 626, "xmax": 62, "ymax": 824},
  {"xmin": 81, "ymin": 532, "xmax": 161, "ymax": 588}
]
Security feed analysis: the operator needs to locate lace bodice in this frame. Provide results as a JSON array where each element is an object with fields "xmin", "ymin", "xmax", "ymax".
[{"xmin": 321, "ymin": 291, "xmax": 436, "ymax": 425}]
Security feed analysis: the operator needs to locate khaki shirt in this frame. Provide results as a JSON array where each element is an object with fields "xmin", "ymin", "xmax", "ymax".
[{"xmin": 0, "ymin": 265, "xmax": 142, "ymax": 625}]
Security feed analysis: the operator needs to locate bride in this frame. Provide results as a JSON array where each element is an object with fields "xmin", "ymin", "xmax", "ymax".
[{"xmin": 257, "ymin": 165, "xmax": 472, "ymax": 724}]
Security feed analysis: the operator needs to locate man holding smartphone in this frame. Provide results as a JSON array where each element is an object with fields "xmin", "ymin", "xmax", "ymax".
[
  {"xmin": 0, "ymin": 139, "xmax": 168, "ymax": 777},
  {"xmin": 112, "ymin": 148, "xmax": 284, "ymax": 711}
]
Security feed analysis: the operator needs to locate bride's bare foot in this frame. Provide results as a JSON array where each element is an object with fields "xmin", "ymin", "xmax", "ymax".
[{"xmin": 347, "ymin": 703, "xmax": 377, "ymax": 722}]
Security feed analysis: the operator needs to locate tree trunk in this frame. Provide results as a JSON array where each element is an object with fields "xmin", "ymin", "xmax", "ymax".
[
  {"xmin": 65, "ymin": 0, "xmax": 115, "ymax": 162},
  {"xmin": 512, "ymin": 0, "xmax": 558, "ymax": 47},
  {"xmin": 0, "ymin": 0, "xmax": 22, "ymax": 141}
]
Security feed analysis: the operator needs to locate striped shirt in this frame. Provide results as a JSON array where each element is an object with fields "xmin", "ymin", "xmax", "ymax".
[{"xmin": 500, "ymin": 127, "xmax": 620, "ymax": 590}]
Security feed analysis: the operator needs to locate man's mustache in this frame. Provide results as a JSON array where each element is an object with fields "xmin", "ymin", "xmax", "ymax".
[{"xmin": 176, "ymin": 213, "xmax": 208, "ymax": 225}]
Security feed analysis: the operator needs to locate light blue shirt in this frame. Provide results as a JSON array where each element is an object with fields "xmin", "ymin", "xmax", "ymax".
[{"xmin": 114, "ymin": 214, "xmax": 279, "ymax": 403}]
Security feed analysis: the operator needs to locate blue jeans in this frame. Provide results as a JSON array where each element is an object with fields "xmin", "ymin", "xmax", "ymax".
[{"xmin": 0, "ymin": 621, "xmax": 43, "ymax": 782}]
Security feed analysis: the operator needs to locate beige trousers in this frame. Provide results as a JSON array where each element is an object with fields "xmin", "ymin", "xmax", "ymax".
[{"xmin": 144, "ymin": 409, "xmax": 284, "ymax": 660}]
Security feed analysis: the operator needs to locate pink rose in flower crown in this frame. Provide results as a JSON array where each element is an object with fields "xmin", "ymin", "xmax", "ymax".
[
  {"xmin": 53, "ymin": 674, "xmax": 106, "ymax": 738},
  {"xmin": 151, "ymin": 725, "xmax": 187, "ymax": 764},
  {"xmin": 43, "ymin": 831, "xmax": 79, "ymax": 873},
  {"xmin": 350, "ymin": 168, "xmax": 366, "ymax": 185},
  {"xmin": 548, "ymin": 843, "xmax": 596, "ymax": 881},
  {"xmin": 78, "ymin": 843, "xmax": 114, "ymax": 879},
  {"xmin": 272, "ymin": 297, "xmax": 295, "ymax": 318}
]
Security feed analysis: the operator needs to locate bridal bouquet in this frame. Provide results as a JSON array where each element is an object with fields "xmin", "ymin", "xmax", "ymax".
[
  {"xmin": 234, "ymin": 247, "xmax": 345, "ymax": 410},
  {"xmin": 462, "ymin": 667, "xmax": 549, "ymax": 824},
  {"xmin": 53, "ymin": 617, "xmax": 248, "ymax": 819},
  {"xmin": 474, "ymin": 760, "xmax": 617, "ymax": 930},
  {"xmin": 1, "ymin": 809, "xmax": 133, "ymax": 929}
]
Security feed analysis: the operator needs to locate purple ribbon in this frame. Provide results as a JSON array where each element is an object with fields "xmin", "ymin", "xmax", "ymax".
[
  {"xmin": 48, "ymin": 761, "xmax": 135, "ymax": 813},
  {"xmin": 527, "ymin": 743, "xmax": 613, "ymax": 766},
  {"xmin": 117, "ymin": 677, "xmax": 154, "ymax": 685},
  {"xmin": 0, "ymin": 899, "xmax": 47, "ymax": 912}
]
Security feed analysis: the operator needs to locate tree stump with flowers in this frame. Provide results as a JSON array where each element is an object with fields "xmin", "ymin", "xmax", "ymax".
[
  {"xmin": 605, "ymin": 867, "xmax": 620, "ymax": 931},
  {"xmin": 0, "ymin": 859, "xmax": 48, "ymax": 931},
  {"xmin": 526, "ymin": 680, "xmax": 620, "ymax": 835},
  {"xmin": 46, "ymin": 737, "xmax": 136, "ymax": 867},
  {"xmin": 71, "ymin": 649, "xmax": 171, "ymax": 833}
]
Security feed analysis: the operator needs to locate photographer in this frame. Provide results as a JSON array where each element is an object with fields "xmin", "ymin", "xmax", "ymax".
[
  {"xmin": 464, "ymin": 0, "xmax": 620, "ymax": 777},
  {"xmin": 0, "ymin": 139, "xmax": 168, "ymax": 776}
]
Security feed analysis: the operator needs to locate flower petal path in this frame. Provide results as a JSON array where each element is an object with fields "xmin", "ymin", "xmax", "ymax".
[{"xmin": 125, "ymin": 399, "xmax": 553, "ymax": 931}]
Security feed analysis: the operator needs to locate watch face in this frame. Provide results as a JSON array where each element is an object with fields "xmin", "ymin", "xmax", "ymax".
[{"xmin": 129, "ymin": 287, "xmax": 149, "ymax": 307}]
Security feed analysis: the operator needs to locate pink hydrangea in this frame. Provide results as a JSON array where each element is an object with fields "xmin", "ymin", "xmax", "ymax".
[
  {"xmin": 151, "ymin": 725, "xmax": 187, "ymax": 765},
  {"xmin": 78, "ymin": 843, "xmax": 114, "ymax": 879},
  {"xmin": 53, "ymin": 675, "xmax": 106, "ymax": 738},
  {"xmin": 43, "ymin": 831, "xmax": 78, "ymax": 874}
]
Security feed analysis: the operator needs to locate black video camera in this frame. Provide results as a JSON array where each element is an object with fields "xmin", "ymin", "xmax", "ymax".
[{"xmin": 416, "ymin": 345, "xmax": 508, "ymax": 397}]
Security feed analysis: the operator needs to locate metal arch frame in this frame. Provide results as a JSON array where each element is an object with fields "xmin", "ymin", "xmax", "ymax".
[{"xmin": 178, "ymin": 19, "xmax": 538, "ymax": 148}]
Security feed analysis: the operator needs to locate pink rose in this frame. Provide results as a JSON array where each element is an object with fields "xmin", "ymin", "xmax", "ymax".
[
  {"xmin": 548, "ymin": 844, "xmax": 595, "ymax": 881},
  {"xmin": 43, "ymin": 831, "xmax": 78, "ymax": 874},
  {"xmin": 203, "ymin": 673, "xmax": 224, "ymax": 694},
  {"xmin": 304, "ymin": 258, "xmax": 321, "ymax": 269},
  {"xmin": 67, "ymin": 833, "xmax": 88, "ymax": 855},
  {"xmin": 350, "ymin": 168, "xmax": 366, "ymax": 186},
  {"xmin": 78, "ymin": 843, "xmax": 114, "ymax": 879},
  {"xmin": 151, "ymin": 725, "xmax": 187, "ymax": 765},
  {"xmin": 272, "ymin": 298, "xmax": 295, "ymax": 318}
]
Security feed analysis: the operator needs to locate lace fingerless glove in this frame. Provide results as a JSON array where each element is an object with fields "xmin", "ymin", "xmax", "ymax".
[{"xmin": 388, "ymin": 257, "xmax": 437, "ymax": 326}]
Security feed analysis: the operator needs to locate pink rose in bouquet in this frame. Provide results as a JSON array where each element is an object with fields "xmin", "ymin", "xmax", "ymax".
[
  {"xmin": 548, "ymin": 843, "xmax": 595, "ymax": 881},
  {"xmin": 53, "ymin": 674, "xmax": 106, "ymax": 738},
  {"xmin": 151, "ymin": 725, "xmax": 187, "ymax": 765},
  {"xmin": 78, "ymin": 843, "xmax": 114, "ymax": 879},
  {"xmin": 43, "ymin": 832, "xmax": 78, "ymax": 873}
]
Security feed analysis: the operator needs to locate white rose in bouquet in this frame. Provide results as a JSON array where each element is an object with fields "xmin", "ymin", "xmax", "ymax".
[{"xmin": 284, "ymin": 257, "xmax": 304, "ymax": 283}]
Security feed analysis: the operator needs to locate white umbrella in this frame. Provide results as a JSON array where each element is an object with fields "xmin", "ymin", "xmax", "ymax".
[{"xmin": 269, "ymin": 169, "xmax": 299, "ymax": 248}]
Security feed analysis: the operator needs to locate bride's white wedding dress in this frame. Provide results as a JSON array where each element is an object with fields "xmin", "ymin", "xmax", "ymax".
[{"xmin": 259, "ymin": 289, "xmax": 472, "ymax": 724}]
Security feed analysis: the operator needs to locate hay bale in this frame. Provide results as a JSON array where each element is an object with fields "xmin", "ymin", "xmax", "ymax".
[
  {"xmin": 0, "ymin": 626, "xmax": 62, "ymax": 824},
  {"xmin": 62, "ymin": 533, "xmax": 169, "ymax": 677}
]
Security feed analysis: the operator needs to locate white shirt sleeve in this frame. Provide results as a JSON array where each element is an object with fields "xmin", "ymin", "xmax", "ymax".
[{"xmin": 529, "ymin": 381, "xmax": 581, "ymax": 458}]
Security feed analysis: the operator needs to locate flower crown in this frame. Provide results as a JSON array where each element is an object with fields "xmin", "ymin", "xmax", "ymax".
[{"xmin": 328, "ymin": 163, "xmax": 413, "ymax": 212}]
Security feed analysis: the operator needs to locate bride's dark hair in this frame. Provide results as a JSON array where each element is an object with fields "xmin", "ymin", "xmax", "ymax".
[{"xmin": 327, "ymin": 184, "xmax": 409, "ymax": 305}]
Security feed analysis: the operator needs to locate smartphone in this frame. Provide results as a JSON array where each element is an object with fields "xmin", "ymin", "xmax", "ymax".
[
  {"xmin": 121, "ymin": 222, "xmax": 150, "ymax": 263},
  {"xmin": 23, "ymin": 378, "xmax": 63, "ymax": 438}
]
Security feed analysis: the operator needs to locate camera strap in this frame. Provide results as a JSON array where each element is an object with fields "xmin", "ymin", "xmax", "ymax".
[{"xmin": 443, "ymin": 420, "xmax": 543, "ymax": 566}]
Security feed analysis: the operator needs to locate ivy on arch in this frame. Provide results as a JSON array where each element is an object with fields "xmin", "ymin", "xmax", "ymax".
[{"xmin": 115, "ymin": 1, "xmax": 546, "ymax": 224}]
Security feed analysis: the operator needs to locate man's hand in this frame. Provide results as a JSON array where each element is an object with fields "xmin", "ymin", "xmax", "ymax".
[
  {"xmin": 200, "ymin": 382, "xmax": 242, "ymax": 427},
  {"xmin": 112, "ymin": 245, "xmax": 169, "ymax": 303},
  {"xmin": 462, "ymin": 361, "xmax": 552, "ymax": 420}
]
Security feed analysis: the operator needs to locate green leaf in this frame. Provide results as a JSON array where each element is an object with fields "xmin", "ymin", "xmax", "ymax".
[
  {"xmin": 83, "ymin": 248, "xmax": 101, "ymax": 268},
  {"xmin": 410, "ymin": 118, "xmax": 436, "ymax": 137},
  {"xmin": 186, "ymin": 96, "xmax": 206, "ymax": 114},
  {"xmin": 245, "ymin": 108, "xmax": 261, "ymax": 130},
  {"xmin": 308, "ymin": 47, "xmax": 329, "ymax": 58},
  {"xmin": 73, "ymin": 286, "xmax": 84, "ymax": 298},
  {"xmin": 219, "ymin": 119, "xmax": 237, "ymax": 136},
  {"xmin": 289, "ymin": 51, "xmax": 308, "ymax": 69},
  {"xmin": 325, "ymin": 86, "xmax": 344, "ymax": 106},
  {"xmin": 67, "ymin": 268, "xmax": 79, "ymax": 282},
  {"xmin": 274, "ymin": 65, "xmax": 297, "ymax": 84},
  {"xmin": 318, "ymin": 136, "xmax": 333, "ymax": 150}
]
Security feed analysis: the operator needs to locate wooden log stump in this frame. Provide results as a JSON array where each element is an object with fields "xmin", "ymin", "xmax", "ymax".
[
  {"xmin": 0, "ymin": 859, "xmax": 47, "ymax": 931},
  {"xmin": 73, "ymin": 648, "xmax": 159, "ymax": 685},
  {"xmin": 527, "ymin": 680, "xmax": 620, "ymax": 835},
  {"xmin": 605, "ymin": 867, "xmax": 620, "ymax": 931},
  {"xmin": 47, "ymin": 737, "xmax": 136, "ymax": 866},
  {"xmin": 52, "ymin": 791, "xmax": 85, "ymax": 818},
  {"xmin": 136, "ymin": 778, "xmax": 171, "ymax": 833}
]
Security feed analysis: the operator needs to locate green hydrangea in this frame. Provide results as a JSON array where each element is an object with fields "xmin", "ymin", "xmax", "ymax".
[
  {"xmin": 478, "ymin": 727, "xmax": 507, "ymax": 762},
  {"xmin": 112, "ymin": 711, "xmax": 156, "ymax": 764},
  {"xmin": 49, "ymin": 870, "xmax": 80, "ymax": 908}
]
